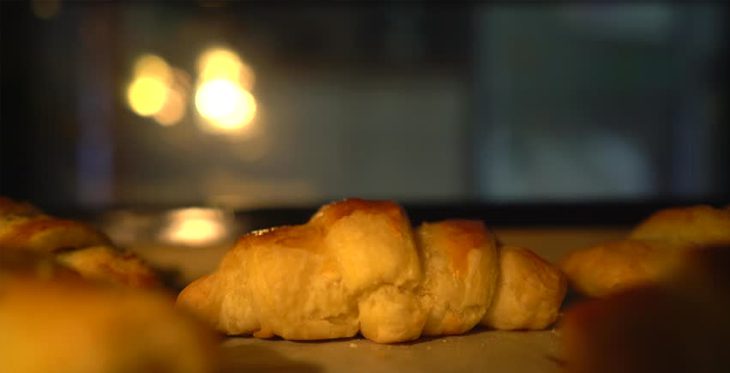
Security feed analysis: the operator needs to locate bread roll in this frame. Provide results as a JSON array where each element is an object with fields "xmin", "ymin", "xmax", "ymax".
[
  {"xmin": 417, "ymin": 220, "xmax": 499, "ymax": 336},
  {"xmin": 561, "ymin": 205, "xmax": 729, "ymax": 298},
  {"xmin": 629, "ymin": 205, "xmax": 730, "ymax": 247},
  {"xmin": 0, "ymin": 196, "xmax": 159, "ymax": 288},
  {"xmin": 482, "ymin": 246, "xmax": 567, "ymax": 330},
  {"xmin": 179, "ymin": 198, "xmax": 566, "ymax": 343},
  {"xmin": 57, "ymin": 246, "xmax": 160, "ymax": 288},
  {"xmin": 0, "ymin": 214, "xmax": 110, "ymax": 253},
  {"xmin": 560, "ymin": 240, "xmax": 680, "ymax": 298}
]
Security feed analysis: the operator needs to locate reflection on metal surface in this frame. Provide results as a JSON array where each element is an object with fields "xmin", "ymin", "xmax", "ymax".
[
  {"xmin": 100, "ymin": 208, "xmax": 241, "ymax": 249},
  {"xmin": 159, "ymin": 208, "xmax": 229, "ymax": 246},
  {"xmin": 195, "ymin": 47, "xmax": 257, "ymax": 132}
]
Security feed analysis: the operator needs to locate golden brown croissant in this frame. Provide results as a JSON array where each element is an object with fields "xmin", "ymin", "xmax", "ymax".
[
  {"xmin": 560, "ymin": 204, "xmax": 730, "ymax": 298},
  {"xmin": 0, "ymin": 196, "xmax": 159, "ymax": 288},
  {"xmin": 177, "ymin": 198, "xmax": 565, "ymax": 343}
]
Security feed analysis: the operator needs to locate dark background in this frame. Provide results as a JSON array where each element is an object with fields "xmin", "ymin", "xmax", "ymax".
[{"xmin": 2, "ymin": 1, "xmax": 728, "ymax": 224}]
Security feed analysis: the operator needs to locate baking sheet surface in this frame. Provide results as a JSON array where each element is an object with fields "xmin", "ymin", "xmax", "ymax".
[{"xmin": 220, "ymin": 329, "xmax": 562, "ymax": 373}]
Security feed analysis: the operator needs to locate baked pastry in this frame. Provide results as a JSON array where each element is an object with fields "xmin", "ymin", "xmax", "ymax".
[
  {"xmin": 560, "ymin": 204, "xmax": 729, "ymax": 297},
  {"xmin": 0, "ymin": 265, "xmax": 218, "ymax": 373},
  {"xmin": 481, "ymin": 245, "xmax": 567, "ymax": 330},
  {"xmin": 56, "ymin": 245, "xmax": 160, "ymax": 288},
  {"xmin": 0, "ymin": 213, "xmax": 110, "ymax": 252},
  {"xmin": 178, "ymin": 198, "xmax": 565, "ymax": 343},
  {"xmin": 0, "ymin": 196, "xmax": 159, "ymax": 287},
  {"xmin": 418, "ymin": 220, "xmax": 499, "ymax": 336},
  {"xmin": 560, "ymin": 240, "xmax": 679, "ymax": 298},
  {"xmin": 179, "ymin": 199, "xmax": 423, "ymax": 343},
  {"xmin": 629, "ymin": 205, "xmax": 730, "ymax": 247},
  {"xmin": 560, "ymin": 246, "xmax": 730, "ymax": 373}
]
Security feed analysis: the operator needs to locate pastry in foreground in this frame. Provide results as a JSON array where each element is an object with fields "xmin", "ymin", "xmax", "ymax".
[
  {"xmin": 178, "ymin": 198, "xmax": 566, "ymax": 343},
  {"xmin": 0, "ymin": 268, "xmax": 218, "ymax": 373}
]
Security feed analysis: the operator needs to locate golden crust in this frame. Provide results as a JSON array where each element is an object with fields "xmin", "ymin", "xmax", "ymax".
[
  {"xmin": 0, "ymin": 196, "xmax": 159, "ymax": 288},
  {"xmin": 309, "ymin": 198, "xmax": 407, "ymax": 230},
  {"xmin": 418, "ymin": 220, "xmax": 499, "ymax": 336},
  {"xmin": 482, "ymin": 246, "xmax": 567, "ymax": 330},
  {"xmin": 559, "ymin": 240, "xmax": 675, "ymax": 298},
  {"xmin": 562, "ymin": 205, "xmax": 730, "ymax": 298},
  {"xmin": 0, "ymin": 215, "xmax": 110, "ymax": 253},
  {"xmin": 178, "ymin": 198, "xmax": 563, "ymax": 342},
  {"xmin": 178, "ymin": 198, "xmax": 425, "ymax": 343},
  {"xmin": 0, "ymin": 276, "xmax": 217, "ymax": 373},
  {"xmin": 56, "ymin": 246, "xmax": 160, "ymax": 288},
  {"xmin": 629, "ymin": 205, "xmax": 730, "ymax": 247}
]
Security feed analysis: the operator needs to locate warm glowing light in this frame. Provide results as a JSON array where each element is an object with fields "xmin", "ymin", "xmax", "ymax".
[
  {"xmin": 159, "ymin": 208, "xmax": 228, "ymax": 246},
  {"xmin": 167, "ymin": 218, "xmax": 220, "ymax": 243},
  {"xmin": 197, "ymin": 48, "xmax": 255, "ymax": 89},
  {"xmin": 127, "ymin": 77, "xmax": 169, "ymax": 116},
  {"xmin": 153, "ymin": 87, "xmax": 186, "ymax": 126},
  {"xmin": 134, "ymin": 54, "xmax": 172, "ymax": 82},
  {"xmin": 195, "ymin": 48, "xmax": 258, "ymax": 132},
  {"xmin": 127, "ymin": 54, "xmax": 187, "ymax": 126},
  {"xmin": 199, "ymin": 49, "xmax": 240, "ymax": 78},
  {"xmin": 195, "ymin": 80, "xmax": 254, "ymax": 128},
  {"xmin": 195, "ymin": 80, "xmax": 257, "ymax": 130}
]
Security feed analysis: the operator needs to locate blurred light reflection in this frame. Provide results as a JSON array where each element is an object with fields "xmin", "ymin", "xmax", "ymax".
[
  {"xmin": 195, "ymin": 47, "xmax": 257, "ymax": 132},
  {"xmin": 159, "ymin": 208, "xmax": 229, "ymax": 246},
  {"xmin": 128, "ymin": 77, "xmax": 169, "ymax": 116},
  {"xmin": 127, "ymin": 54, "xmax": 187, "ymax": 126}
]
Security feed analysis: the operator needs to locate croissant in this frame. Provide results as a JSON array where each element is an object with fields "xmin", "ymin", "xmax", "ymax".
[
  {"xmin": 560, "ymin": 205, "xmax": 730, "ymax": 298},
  {"xmin": 177, "ymin": 198, "xmax": 566, "ymax": 343},
  {"xmin": 0, "ymin": 196, "xmax": 158, "ymax": 287}
]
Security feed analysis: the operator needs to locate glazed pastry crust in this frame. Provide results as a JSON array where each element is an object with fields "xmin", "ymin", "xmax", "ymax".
[
  {"xmin": 0, "ymin": 196, "xmax": 158, "ymax": 288},
  {"xmin": 179, "ymin": 199, "xmax": 425, "ymax": 343},
  {"xmin": 482, "ymin": 246, "xmax": 567, "ymax": 330},
  {"xmin": 179, "ymin": 199, "xmax": 566, "ymax": 343},
  {"xmin": 418, "ymin": 220, "xmax": 499, "ymax": 336},
  {"xmin": 0, "ymin": 215, "xmax": 110, "ymax": 253},
  {"xmin": 561, "ymin": 204, "xmax": 729, "ymax": 298},
  {"xmin": 629, "ymin": 205, "xmax": 730, "ymax": 247},
  {"xmin": 57, "ymin": 246, "xmax": 160, "ymax": 288}
]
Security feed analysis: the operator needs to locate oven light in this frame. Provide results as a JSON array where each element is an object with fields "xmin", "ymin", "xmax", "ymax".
[{"xmin": 195, "ymin": 47, "xmax": 257, "ymax": 133}]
